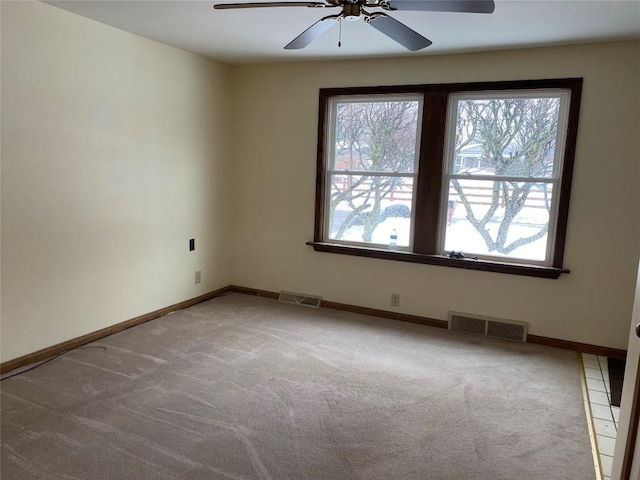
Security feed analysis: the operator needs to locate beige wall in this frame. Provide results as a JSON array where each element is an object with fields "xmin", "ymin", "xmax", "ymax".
[
  {"xmin": 1, "ymin": 2, "xmax": 233, "ymax": 362},
  {"xmin": 229, "ymin": 41, "xmax": 640, "ymax": 350}
]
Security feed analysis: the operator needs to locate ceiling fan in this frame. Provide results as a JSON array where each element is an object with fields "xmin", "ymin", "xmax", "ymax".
[{"xmin": 213, "ymin": 0, "xmax": 495, "ymax": 51}]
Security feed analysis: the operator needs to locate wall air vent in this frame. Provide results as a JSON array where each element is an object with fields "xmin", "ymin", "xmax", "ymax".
[
  {"xmin": 449, "ymin": 311, "xmax": 528, "ymax": 343},
  {"xmin": 278, "ymin": 291, "xmax": 322, "ymax": 308}
]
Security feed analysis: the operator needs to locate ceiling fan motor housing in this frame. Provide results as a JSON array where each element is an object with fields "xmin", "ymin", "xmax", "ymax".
[{"xmin": 343, "ymin": 2, "xmax": 361, "ymax": 21}]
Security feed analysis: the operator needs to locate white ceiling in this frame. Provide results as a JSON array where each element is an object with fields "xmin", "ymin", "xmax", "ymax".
[{"xmin": 46, "ymin": 0, "xmax": 640, "ymax": 65}]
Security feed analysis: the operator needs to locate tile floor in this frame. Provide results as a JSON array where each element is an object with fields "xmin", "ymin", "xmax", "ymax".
[{"xmin": 582, "ymin": 353, "xmax": 621, "ymax": 479}]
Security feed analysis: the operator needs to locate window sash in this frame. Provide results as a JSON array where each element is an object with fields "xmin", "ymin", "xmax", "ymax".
[
  {"xmin": 438, "ymin": 179, "xmax": 558, "ymax": 265},
  {"xmin": 327, "ymin": 95, "xmax": 423, "ymax": 174},
  {"xmin": 444, "ymin": 90, "xmax": 571, "ymax": 179},
  {"xmin": 324, "ymin": 174, "xmax": 417, "ymax": 250}
]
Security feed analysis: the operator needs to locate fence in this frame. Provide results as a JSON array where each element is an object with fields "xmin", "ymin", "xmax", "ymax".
[{"xmin": 331, "ymin": 177, "xmax": 552, "ymax": 210}]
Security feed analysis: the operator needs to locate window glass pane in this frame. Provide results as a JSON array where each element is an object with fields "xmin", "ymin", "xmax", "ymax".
[
  {"xmin": 452, "ymin": 96, "xmax": 561, "ymax": 178},
  {"xmin": 332, "ymin": 100, "xmax": 420, "ymax": 174},
  {"xmin": 328, "ymin": 174, "xmax": 413, "ymax": 247},
  {"xmin": 444, "ymin": 179, "xmax": 553, "ymax": 261}
]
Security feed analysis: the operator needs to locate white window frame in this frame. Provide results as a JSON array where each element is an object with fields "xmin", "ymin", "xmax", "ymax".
[
  {"xmin": 438, "ymin": 89, "xmax": 571, "ymax": 266},
  {"xmin": 323, "ymin": 94, "xmax": 423, "ymax": 251}
]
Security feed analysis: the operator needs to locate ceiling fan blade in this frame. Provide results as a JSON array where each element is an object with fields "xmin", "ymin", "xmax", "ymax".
[
  {"xmin": 214, "ymin": 2, "xmax": 329, "ymax": 9},
  {"xmin": 284, "ymin": 15, "xmax": 340, "ymax": 49},
  {"xmin": 385, "ymin": 0, "xmax": 495, "ymax": 14},
  {"xmin": 367, "ymin": 14, "xmax": 432, "ymax": 51}
]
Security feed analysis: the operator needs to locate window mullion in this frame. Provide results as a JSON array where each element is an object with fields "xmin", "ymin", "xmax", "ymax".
[{"xmin": 413, "ymin": 91, "xmax": 448, "ymax": 255}]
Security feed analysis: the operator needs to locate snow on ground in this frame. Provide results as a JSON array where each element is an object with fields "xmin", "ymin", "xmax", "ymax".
[{"xmin": 330, "ymin": 209, "xmax": 547, "ymax": 262}]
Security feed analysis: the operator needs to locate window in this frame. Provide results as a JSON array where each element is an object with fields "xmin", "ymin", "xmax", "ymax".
[
  {"xmin": 309, "ymin": 79, "xmax": 582, "ymax": 278},
  {"xmin": 325, "ymin": 95, "xmax": 421, "ymax": 249},
  {"xmin": 441, "ymin": 92, "xmax": 569, "ymax": 264}
]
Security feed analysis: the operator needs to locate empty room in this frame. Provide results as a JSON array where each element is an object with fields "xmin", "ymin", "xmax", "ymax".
[{"xmin": 2, "ymin": 0, "xmax": 640, "ymax": 479}]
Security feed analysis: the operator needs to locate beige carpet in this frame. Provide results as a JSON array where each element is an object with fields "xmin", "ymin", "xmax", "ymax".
[{"xmin": 1, "ymin": 293, "xmax": 595, "ymax": 479}]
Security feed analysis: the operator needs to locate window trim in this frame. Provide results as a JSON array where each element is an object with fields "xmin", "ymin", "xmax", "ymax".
[{"xmin": 311, "ymin": 78, "xmax": 583, "ymax": 278}]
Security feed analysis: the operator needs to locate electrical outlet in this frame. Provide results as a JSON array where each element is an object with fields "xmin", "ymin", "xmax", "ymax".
[
  {"xmin": 391, "ymin": 293, "xmax": 400, "ymax": 307},
  {"xmin": 195, "ymin": 270, "xmax": 201, "ymax": 284}
]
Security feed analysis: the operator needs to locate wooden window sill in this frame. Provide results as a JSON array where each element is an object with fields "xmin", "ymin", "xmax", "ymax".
[{"xmin": 306, "ymin": 242, "xmax": 569, "ymax": 279}]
